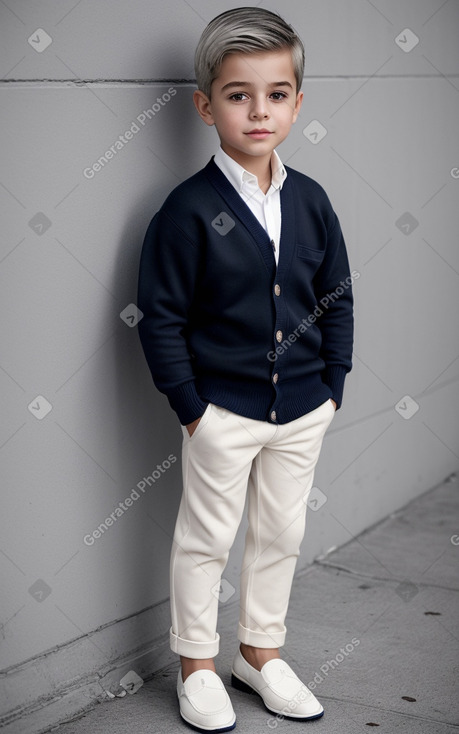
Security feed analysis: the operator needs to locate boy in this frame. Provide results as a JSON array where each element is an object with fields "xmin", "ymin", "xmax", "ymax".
[{"xmin": 137, "ymin": 7, "xmax": 353, "ymax": 732}]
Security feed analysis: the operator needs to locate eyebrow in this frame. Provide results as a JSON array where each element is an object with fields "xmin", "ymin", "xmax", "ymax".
[{"xmin": 220, "ymin": 80, "xmax": 293, "ymax": 92}]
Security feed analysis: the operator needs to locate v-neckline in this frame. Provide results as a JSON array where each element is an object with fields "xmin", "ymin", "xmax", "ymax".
[{"xmin": 204, "ymin": 157, "xmax": 295, "ymax": 277}]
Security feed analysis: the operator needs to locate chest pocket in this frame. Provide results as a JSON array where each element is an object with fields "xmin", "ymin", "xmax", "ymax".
[{"xmin": 297, "ymin": 245, "xmax": 324, "ymax": 264}]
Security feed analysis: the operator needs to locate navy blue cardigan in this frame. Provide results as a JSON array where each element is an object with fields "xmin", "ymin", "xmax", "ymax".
[{"xmin": 137, "ymin": 158, "xmax": 354, "ymax": 425}]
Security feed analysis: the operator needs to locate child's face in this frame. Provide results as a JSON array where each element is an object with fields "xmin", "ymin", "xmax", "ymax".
[{"xmin": 194, "ymin": 49, "xmax": 303, "ymax": 167}]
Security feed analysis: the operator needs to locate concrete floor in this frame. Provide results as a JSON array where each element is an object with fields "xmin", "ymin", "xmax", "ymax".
[{"xmin": 49, "ymin": 476, "xmax": 459, "ymax": 734}]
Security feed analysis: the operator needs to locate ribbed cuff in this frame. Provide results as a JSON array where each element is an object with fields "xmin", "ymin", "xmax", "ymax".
[
  {"xmin": 166, "ymin": 381, "xmax": 209, "ymax": 425},
  {"xmin": 322, "ymin": 365, "xmax": 348, "ymax": 409}
]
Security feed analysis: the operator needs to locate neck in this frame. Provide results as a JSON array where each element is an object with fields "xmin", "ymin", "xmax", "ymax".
[{"xmin": 221, "ymin": 146, "xmax": 273, "ymax": 194}]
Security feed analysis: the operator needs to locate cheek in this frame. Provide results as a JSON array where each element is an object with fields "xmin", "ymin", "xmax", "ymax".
[
  {"xmin": 218, "ymin": 109, "xmax": 243, "ymax": 130},
  {"xmin": 278, "ymin": 107, "xmax": 296, "ymax": 126}
]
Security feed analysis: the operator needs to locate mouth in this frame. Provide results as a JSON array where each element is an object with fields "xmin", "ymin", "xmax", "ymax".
[{"xmin": 245, "ymin": 129, "xmax": 273, "ymax": 139}]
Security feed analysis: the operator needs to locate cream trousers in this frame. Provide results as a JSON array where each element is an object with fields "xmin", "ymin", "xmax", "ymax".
[{"xmin": 169, "ymin": 398, "xmax": 335, "ymax": 658}]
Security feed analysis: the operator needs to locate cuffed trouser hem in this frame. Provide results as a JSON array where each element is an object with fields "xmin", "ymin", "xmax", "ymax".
[
  {"xmin": 237, "ymin": 622, "xmax": 286, "ymax": 648},
  {"xmin": 169, "ymin": 626, "xmax": 220, "ymax": 658}
]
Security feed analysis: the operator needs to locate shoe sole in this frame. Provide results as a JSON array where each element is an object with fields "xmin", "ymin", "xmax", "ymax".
[
  {"xmin": 231, "ymin": 673, "xmax": 324, "ymax": 721},
  {"xmin": 179, "ymin": 709, "xmax": 236, "ymax": 733}
]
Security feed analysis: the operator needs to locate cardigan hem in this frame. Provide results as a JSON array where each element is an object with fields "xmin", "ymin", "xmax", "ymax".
[{"xmin": 195, "ymin": 372, "xmax": 335, "ymax": 425}]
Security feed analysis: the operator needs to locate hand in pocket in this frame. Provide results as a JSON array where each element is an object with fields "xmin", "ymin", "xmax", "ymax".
[{"xmin": 186, "ymin": 416, "xmax": 202, "ymax": 437}]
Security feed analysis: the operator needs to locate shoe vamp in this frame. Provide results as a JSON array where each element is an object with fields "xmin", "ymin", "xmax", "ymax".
[
  {"xmin": 187, "ymin": 689, "xmax": 229, "ymax": 714},
  {"xmin": 262, "ymin": 672, "xmax": 312, "ymax": 702}
]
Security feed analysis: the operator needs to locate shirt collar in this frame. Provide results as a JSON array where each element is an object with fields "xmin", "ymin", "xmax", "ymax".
[{"xmin": 213, "ymin": 146, "xmax": 287, "ymax": 194}]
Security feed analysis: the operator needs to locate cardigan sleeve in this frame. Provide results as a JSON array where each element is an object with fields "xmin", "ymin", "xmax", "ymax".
[
  {"xmin": 314, "ymin": 212, "xmax": 354, "ymax": 409},
  {"xmin": 137, "ymin": 208, "xmax": 209, "ymax": 425}
]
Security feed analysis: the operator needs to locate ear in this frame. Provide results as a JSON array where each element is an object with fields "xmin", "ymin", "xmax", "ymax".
[
  {"xmin": 193, "ymin": 90, "xmax": 215, "ymax": 126},
  {"xmin": 291, "ymin": 90, "xmax": 304, "ymax": 123}
]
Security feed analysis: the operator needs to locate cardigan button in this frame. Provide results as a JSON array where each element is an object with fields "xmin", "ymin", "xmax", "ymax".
[
  {"xmin": 276, "ymin": 330, "xmax": 283, "ymax": 343},
  {"xmin": 270, "ymin": 410, "xmax": 277, "ymax": 422},
  {"xmin": 272, "ymin": 373, "xmax": 279, "ymax": 384},
  {"xmin": 274, "ymin": 284, "xmax": 281, "ymax": 296}
]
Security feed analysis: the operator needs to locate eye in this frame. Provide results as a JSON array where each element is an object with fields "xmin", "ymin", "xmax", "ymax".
[
  {"xmin": 270, "ymin": 92, "xmax": 288, "ymax": 101},
  {"xmin": 228, "ymin": 92, "xmax": 248, "ymax": 102}
]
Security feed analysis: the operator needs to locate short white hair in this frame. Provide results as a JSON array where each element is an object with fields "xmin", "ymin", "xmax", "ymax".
[{"xmin": 194, "ymin": 7, "xmax": 305, "ymax": 99}]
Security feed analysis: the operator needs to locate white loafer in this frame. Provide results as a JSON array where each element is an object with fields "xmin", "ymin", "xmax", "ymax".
[
  {"xmin": 177, "ymin": 668, "xmax": 236, "ymax": 732},
  {"xmin": 231, "ymin": 649, "xmax": 323, "ymax": 720}
]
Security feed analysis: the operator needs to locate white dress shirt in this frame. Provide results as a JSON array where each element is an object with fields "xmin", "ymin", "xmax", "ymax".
[{"xmin": 213, "ymin": 146, "xmax": 287, "ymax": 265}]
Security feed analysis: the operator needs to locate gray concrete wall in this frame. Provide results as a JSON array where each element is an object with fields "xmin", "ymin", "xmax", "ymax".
[{"xmin": 1, "ymin": 1, "xmax": 458, "ymax": 732}]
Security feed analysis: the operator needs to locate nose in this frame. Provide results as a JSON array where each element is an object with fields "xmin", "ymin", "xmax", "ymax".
[{"xmin": 249, "ymin": 94, "xmax": 269, "ymax": 120}]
